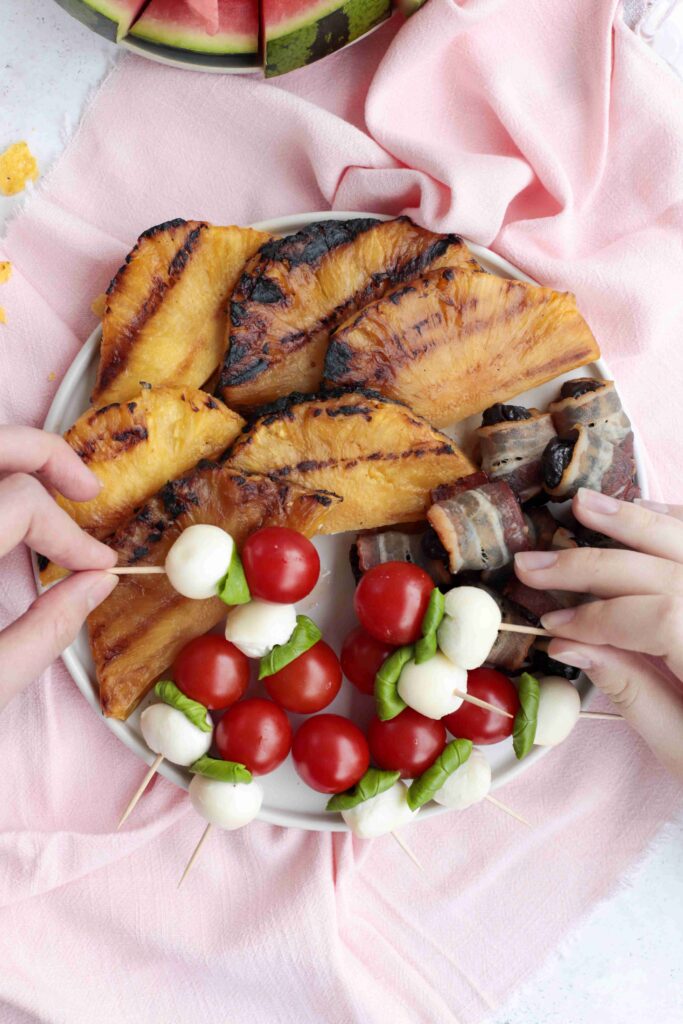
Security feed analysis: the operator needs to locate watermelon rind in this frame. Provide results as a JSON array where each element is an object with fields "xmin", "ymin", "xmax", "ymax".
[
  {"xmin": 264, "ymin": 0, "xmax": 391, "ymax": 77},
  {"xmin": 125, "ymin": 35, "xmax": 259, "ymax": 66},
  {"xmin": 131, "ymin": 3, "xmax": 257, "ymax": 54},
  {"xmin": 54, "ymin": 0, "xmax": 145, "ymax": 42}
]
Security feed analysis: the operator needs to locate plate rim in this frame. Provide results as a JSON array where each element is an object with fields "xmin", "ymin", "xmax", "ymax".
[{"xmin": 35, "ymin": 210, "xmax": 648, "ymax": 831}]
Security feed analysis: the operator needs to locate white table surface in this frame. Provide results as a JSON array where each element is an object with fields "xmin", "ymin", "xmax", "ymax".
[{"xmin": 1, "ymin": 3, "xmax": 682, "ymax": 1022}]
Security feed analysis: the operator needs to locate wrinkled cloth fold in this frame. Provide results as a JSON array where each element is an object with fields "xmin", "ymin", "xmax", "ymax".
[{"xmin": 0, "ymin": 2, "xmax": 681, "ymax": 1022}]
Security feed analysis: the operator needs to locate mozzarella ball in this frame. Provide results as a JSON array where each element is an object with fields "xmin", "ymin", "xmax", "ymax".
[
  {"xmin": 224, "ymin": 598, "xmax": 297, "ymax": 658},
  {"xmin": 397, "ymin": 652, "xmax": 467, "ymax": 719},
  {"xmin": 342, "ymin": 781, "xmax": 418, "ymax": 839},
  {"xmin": 433, "ymin": 748, "xmax": 492, "ymax": 811},
  {"xmin": 164, "ymin": 524, "xmax": 235, "ymax": 599},
  {"xmin": 140, "ymin": 703, "xmax": 212, "ymax": 766},
  {"xmin": 189, "ymin": 775, "xmax": 264, "ymax": 830},
  {"xmin": 534, "ymin": 676, "xmax": 581, "ymax": 746},
  {"xmin": 437, "ymin": 587, "xmax": 502, "ymax": 670}
]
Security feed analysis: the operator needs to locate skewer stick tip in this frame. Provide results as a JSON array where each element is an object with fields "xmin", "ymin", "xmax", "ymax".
[
  {"xmin": 178, "ymin": 823, "xmax": 213, "ymax": 888},
  {"xmin": 116, "ymin": 752, "xmax": 164, "ymax": 829},
  {"xmin": 390, "ymin": 830, "xmax": 424, "ymax": 871},
  {"xmin": 485, "ymin": 794, "xmax": 533, "ymax": 828}
]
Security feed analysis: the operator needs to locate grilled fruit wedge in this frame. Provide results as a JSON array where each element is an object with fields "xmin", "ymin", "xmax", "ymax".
[
  {"xmin": 90, "ymin": 468, "xmax": 338, "ymax": 720},
  {"xmin": 92, "ymin": 219, "xmax": 270, "ymax": 406},
  {"xmin": 39, "ymin": 387, "xmax": 244, "ymax": 584},
  {"xmin": 225, "ymin": 390, "xmax": 475, "ymax": 534},
  {"xmin": 324, "ymin": 268, "xmax": 600, "ymax": 428},
  {"xmin": 218, "ymin": 217, "xmax": 480, "ymax": 411}
]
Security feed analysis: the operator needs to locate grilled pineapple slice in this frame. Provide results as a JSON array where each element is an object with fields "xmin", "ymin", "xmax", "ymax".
[
  {"xmin": 92, "ymin": 219, "xmax": 270, "ymax": 406},
  {"xmin": 218, "ymin": 217, "xmax": 480, "ymax": 412},
  {"xmin": 324, "ymin": 268, "xmax": 600, "ymax": 428},
  {"xmin": 39, "ymin": 386, "xmax": 244, "ymax": 584},
  {"xmin": 225, "ymin": 390, "xmax": 475, "ymax": 534},
  {"xmin": 90, "ymin": 468, "xmax": 338, "ymax": 720}
]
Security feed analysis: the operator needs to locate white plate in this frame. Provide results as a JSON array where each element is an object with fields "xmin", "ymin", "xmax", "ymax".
[{"xmin": 34, "ymin": 211, "xmax": 647, "ymax": 831}]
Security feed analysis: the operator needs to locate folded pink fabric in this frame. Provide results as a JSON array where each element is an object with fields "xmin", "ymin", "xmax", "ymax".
[{"xmin": 1, "ymin": 2, "xmax": 682, "ymax": 1021}]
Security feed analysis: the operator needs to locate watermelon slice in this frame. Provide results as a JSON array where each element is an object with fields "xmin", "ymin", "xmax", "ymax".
[
  {"xmin": 262, "ymin": 0, "xmax": 392, "ymax": 77},
  {"xmin": 55, "ymin": 0, "xmax": 150, "ymax": 42},
  {"xmin": 130, "ymin": 0, "xmax": 258, "ymax": 55},
  {"xmin": 185, "ymin": 0, "xmax": 219, "ymax": 33}
]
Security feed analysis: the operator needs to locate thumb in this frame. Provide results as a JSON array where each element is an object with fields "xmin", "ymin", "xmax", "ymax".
[
  {"xmin": 0, "ymin": 571, "xmax": 118, "ymax": 713},
  {"xmin": 549, "ymin": 641, "xmax": 683, "ymax": 781}
]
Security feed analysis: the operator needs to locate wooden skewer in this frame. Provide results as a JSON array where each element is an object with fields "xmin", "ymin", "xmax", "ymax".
[
  {"xmin": 117, "ymin": 753, "xmax": 163, "ymax": 829},
  {"xmin": 579, "ymin": 711, "xmax": 624, "ymax": 720},
  {"xmin": 499, "ymin": 622, "xmax": 550, "ymax": 638},
  {"xmin": 107, "ymin": 566, "xmax": 166, "ymax": 575},
  {"xmin": 390, "ymin": 830, "xmax": 424, "ymax": 870},
  {"xmin": 485, "ymin": 794, "xmax": 532, "ymax": 828},
  {"xmin": 178, "ymin": 823, "xmax": 212, "ymax": 888},
  {"xmin": 453, "ymin": 688, "xmax": 514, "ymax": 719}
]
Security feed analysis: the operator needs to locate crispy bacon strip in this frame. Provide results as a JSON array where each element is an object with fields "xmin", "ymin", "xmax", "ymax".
[
  {"xmin": 427, "ymin": 480, "xmax": 529, "ymax": 574},
  {"xmin": 477, "ymin": 408, "xmax": 557, "ymax": 501},
  {"xmin": 542, "ymin": 425, "xmax": 640, "ymax": 502},
  {"xmin": 550, "ymin": 379, "xmax": 632, "ymax": 448},
  {"xmin": 353, "ymin": 529, "xmax": 451, "ymax": 584}
]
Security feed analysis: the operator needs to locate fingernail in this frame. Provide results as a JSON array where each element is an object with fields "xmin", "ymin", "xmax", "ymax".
[
  {"xmin": 86, "ymin": 572, "xmax": 118, "ymax": 611},
  {"xmin": 576, "ymin": 488, "xmax": 620, "ymax": 515},
  {"xmin": 541, "ymin": 607, "xmax": 576, "ymax": 630},
  {"xmin": 634, "ymin": 498, "xmax": 670, "ymax": 515},
  {"xmin": 515, "ymin": 550, "xmax": 559, "ymax": 571},
  {"xmin": 549, "ymin": 647, "xmax": 593, "ymax": 670}
]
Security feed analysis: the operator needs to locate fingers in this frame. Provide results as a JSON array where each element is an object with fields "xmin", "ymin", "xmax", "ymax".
[
  {"xmin": 635, "ymin": 498, "xmax": 683, "ymax": 523},
  {"xmin": 515, "ymin": 547, "xmax": 683, "ymax": 599},
  {"xmin": 0, "ymin": 426, "xmax": 101, "ymax": 501},
  {"xmin": 541, "ymin": 595, "xmax": 683, "ymax": 680},
  {"xmin": 0, "ymin": 571, "xmax": 118, "ymax": 712},
  {"xmin": 0, "ymin": 473, "xmax": 117, "ymax": 569},
  {"xmin": 571, "ymin": 488, "xmax": 683, "ymax": 563},
  {"xmin": 549, "ymin": 641, "xmax": 683, "ymax": 781}
]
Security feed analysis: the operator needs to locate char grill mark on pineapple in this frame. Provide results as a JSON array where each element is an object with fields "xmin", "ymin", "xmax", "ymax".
[
  {"xmin": 218, "ymin": 217, "xmax": 480, "ymax": 411},
  {"xmin": 224, "ymin": 389, "xmax": 475, "ymax": 535},
  {"xmin": 324, "ymin": 268, "xmax": 600, "ymax": 428}
]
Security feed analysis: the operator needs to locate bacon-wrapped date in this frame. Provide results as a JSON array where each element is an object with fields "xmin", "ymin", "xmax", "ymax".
[
  {"xmin": 352, "ymin": 529, "xmax": 451, "ymax": 584},
  {"xmin": 477, "ymin": 405, "xmax": 557, "ymax": 502},
  {"xmin": 542, "ymin": 425, "xmax": 640, "ymax": 502},
  {"xmin": 550, "ymin": 379, "xmax": 632, "ymax": 450},
  {"xmin": 427, "ymin": 480, "xmax": 529, "ymax": 574}
]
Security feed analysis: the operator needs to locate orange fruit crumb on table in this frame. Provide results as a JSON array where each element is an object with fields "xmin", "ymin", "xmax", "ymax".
[
  {"xmin": 0, "ymin": 262, "xmax": 11, "ymax": 284},
  {"xmin": 0, "ymin": 142, "xmax": 39, "ymax": 197}
]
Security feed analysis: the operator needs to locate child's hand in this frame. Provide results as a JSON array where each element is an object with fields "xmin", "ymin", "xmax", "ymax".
[
  {"xmin": 515, "ymin": 489, "xmax": 683, "ymax": 780},
  {"xmin": 0, "ymin": 427, "xmax": 117, "ymax": 711}
]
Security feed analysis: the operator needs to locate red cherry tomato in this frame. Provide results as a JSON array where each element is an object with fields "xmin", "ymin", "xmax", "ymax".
[
  {"xmin": 442, "ymin": 668, "xmax": 520, "ymax": 745},
  {"xmin": 368, "ymin": 709, "xmax": 446, "ymax": 778},
  {"xmin": 292, "ymin": 714, "xmax": 370, "ymax": 793},
  {"xmin": 264, "ymin": 641, "xmax": 342, "ymax": 714},
  {"xmin": 340, "ymin": 626, "xmax": 395, "ymax": 696},
  {"xmin": 242, "ymin": 527, "xmax": 320, "ymax": 603},
  {"xmin": 172, "ymin": 634, "xmax": 249, "ymax": 710},
  {"xmin": 215, "ymin": 698, "xmax": 292, "ymax": 776},
  {"xmin": 354, "ymin": 561, "xmax": 434, "ymax": 645}
]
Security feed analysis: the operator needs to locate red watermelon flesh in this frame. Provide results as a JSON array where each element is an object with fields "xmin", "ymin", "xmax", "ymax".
[
  {"xmin": 131, "ymin": 0, "xmax": 258, "ymax": 53},
  {"xmin": 185, "ymin": 0, "xmax": 219, "ymax": 33},
  {"xmin": 79, "ymin": 0, "xmax": 150, "ymax": 40}
]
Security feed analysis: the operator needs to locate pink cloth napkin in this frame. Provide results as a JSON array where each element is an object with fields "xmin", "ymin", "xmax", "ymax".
[{"xmin": 1, "ymin": 2, "xmax": 682, "ymax": 1021}]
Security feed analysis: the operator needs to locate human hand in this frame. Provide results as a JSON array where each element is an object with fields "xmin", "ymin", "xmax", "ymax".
[
  {"xmin": 514, "ymin": 488, "xmax": 683, "ymax": 781},
  {"xmin": 0, "ymin": 427, "xmax": 118, "ymax": 711}
]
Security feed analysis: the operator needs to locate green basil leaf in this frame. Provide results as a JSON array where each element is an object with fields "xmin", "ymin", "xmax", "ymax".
[
  {"xmin": 189, "ymin": 755, "xmax": 252, "ymax": 784},
  {"xmin": 421, "ymin": 587, "xmax": 445, "ymax": 637},
  {"xmin": 407, "ymin": 738, "xmax": 473, "ymax": 810},
  {"xmin": 374, "ymin": 645, "xmax": 413, "ymax": 721},
  {"xmin": 217, "ymin": 545, "xmax": 251, "ymax": 606},
  {"xmin": 513, "ymin": 672, "xmax": 540, "ymax": 760},
  {"xmin": 326, "ymin": 768, "xmax": 401, "ymax": 812},
  {"xmin": 258, "ymin": 615, "xmax": 322, "ymax": 679},
  {"xmin": 154, "ymin": 680, "xmax": 212, "ymax": 733},
  {"xmin": 414, "ymin": 588, "xmax": 444, "ymax": 664},
  {"xmin": 414, "ymin": 631, "xmax": 437, "ymax": 664}
]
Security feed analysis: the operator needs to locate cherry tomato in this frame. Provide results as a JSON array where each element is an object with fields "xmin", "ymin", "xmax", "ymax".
[
  {"xmin": 354, "ymin": 561, "xmax": 434, "ymax": 645},
  {"xmin": 292, "ymin": 714, "xmax": 370, "ymax": 793},
  {"xmin": 368, "ymin": 709, "xmax": 446, "ymax": 778},
  {"xmin": 340, "ymin": 626, "xmax": 395, "ymax": 696},
  {"xmin": 215, "ymin": 698, "xmax": 292, "ymax": 775},
  {"xmin": 242, "ymin": 527, "xmax": 320, "ymax": 603},
  {"xmin": 264, "ymin": 641, "xmax": 342, "ymax": 714},
  {"xmin": 172, "ymin": 634, "xmax": 249, "ymax": 710},
  {"xmin": 442, "ymin": 668, "xmax": 520, "ymax": 745}
]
